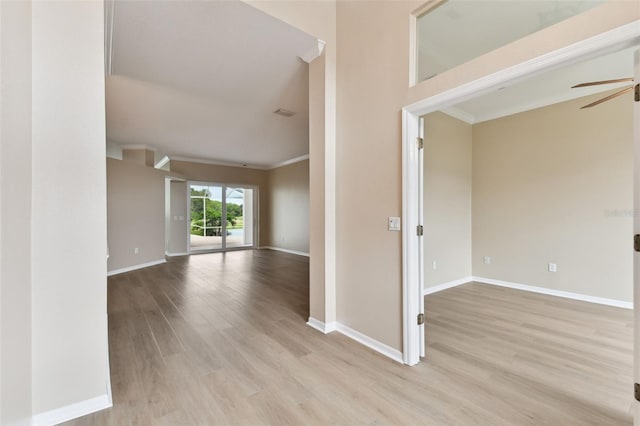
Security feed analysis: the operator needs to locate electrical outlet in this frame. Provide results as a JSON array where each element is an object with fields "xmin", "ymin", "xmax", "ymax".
[
  {"xmin": 432, "ymin": 260, "xmax": 437, "ymax": 270},
  {"xmin": 134, "ymin": 247, "xmax": 139, "ymax": 254},
  {"xmin": 548, "ymin": 263, "xmax": 557, "ymax": 272},
  {"xmin": 483, "ymin": 256, "xmax": 491, "ymax": 265}
]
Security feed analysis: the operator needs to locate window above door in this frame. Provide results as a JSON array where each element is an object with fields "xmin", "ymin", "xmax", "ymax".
[{"xmin": 415, "ymin": 0, "xmax": 606, "ymax": 83}]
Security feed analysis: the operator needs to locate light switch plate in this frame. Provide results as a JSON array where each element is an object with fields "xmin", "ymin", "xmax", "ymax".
[{"xmin": 388, "ymin": 217, "xmax": 401, "ymax": 231}]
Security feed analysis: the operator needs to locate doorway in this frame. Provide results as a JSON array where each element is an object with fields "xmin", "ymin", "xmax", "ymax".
[
  {"xmin": 401, "ymin": 22, "xmax": 640, "ymax": 367},
  {"xmin": 188, "ymin": 182, "xmax": 257, "ymax": 253}
]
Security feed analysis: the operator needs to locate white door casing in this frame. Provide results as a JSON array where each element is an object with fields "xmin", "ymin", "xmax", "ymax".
[{"xmin": 632, "ymin": 48, "xmax": 640, "ymax": 425}]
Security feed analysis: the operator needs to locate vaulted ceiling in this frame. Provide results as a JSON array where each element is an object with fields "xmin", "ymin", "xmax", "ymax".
[{"xmin": 106, "ymin": 0, "xmax": 320, "ymax": 168}]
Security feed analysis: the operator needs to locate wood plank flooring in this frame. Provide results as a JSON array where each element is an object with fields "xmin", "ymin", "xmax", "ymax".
[{"xmin": 66, "ymin": 251, "xmax": 633, "ymax": 425}]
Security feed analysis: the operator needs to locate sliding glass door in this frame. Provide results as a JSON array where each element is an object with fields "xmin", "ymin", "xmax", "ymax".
[{"xmin": 189, "ymin": 183, "xmax": 255, "ymax": 252}]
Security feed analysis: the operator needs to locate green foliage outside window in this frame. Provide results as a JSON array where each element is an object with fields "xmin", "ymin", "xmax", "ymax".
[{"xmin": 190, "ymin": 187, "xmax": 243, "ymax": 236}]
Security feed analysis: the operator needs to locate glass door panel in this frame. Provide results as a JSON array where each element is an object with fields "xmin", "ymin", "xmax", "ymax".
[
  {"xmin": 190, "ymin": 185, "xmax": 223, "ymax": 251},
  {"xmin": 226, "ymin": 187, "xmax": 253, "ymax": 248}
]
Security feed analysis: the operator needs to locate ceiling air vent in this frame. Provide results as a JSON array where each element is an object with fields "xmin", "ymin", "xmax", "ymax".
[{"xmin": 273, "ymin": 108, "xmax": 296, "ymax": 117}]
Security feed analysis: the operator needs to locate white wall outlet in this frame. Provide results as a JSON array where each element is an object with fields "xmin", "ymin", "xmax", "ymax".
[
  {"xmin": 548, "ymin": 263, "xmax": 557, "ymax": 272},
  {"xmin": 134, "ymin": 247, "xmax": 139, "ymax": 254},
  {"xmin": 432, "ymin": 260, "xmax": 437, "ymax": 270},
  {"xmin": 388, "ymin": 217, "xmax": 401, "ymax": 231},
  {"xmin": 483, "ymin": 256, "xmax": 491, "ymax": 265}
]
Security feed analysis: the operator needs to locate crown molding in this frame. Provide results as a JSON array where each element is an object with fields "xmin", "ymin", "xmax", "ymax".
[
  {"xmin": 120, "ymin": 144, "xmax": 157, "ymax": 152},
  {"xmin": 299, "ymin": 39, "xmax": 326, "ymax": 63},
  {"xmin": 170, "ymin": 155, "xmax": 268, "ymax": 170},
  {"xmin": 268, "ymin": 154, "xmax": 309, "ymax": 170}
]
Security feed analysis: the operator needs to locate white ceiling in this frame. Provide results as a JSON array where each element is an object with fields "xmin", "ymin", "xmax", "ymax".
[
  {"xmin": 445, "ymin": 47, "xmax": 635, "ymax": 124},
  {"xmin": 106, "ymin": 0, "xmax": 319, "ymax": 168}
]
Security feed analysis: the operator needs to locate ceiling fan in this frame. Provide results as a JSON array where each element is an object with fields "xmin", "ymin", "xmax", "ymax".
[{"xmin": 571, "ymin": 77, "xmax": 636, "ymax": 109}]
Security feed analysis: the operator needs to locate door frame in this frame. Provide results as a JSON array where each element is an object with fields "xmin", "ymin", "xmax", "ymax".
[
  {"xmin": 186, "ymin": 181, "xmax": 259, "ymax": 254},
  {"xmin": 401, "ymin": 20, "xmax": 640, "ymax": 366}
]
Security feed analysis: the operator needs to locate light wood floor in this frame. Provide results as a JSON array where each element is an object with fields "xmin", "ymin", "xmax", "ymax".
[{"xmin": 66, "ymin": 250, "xmax": 633, "ymax": 425}]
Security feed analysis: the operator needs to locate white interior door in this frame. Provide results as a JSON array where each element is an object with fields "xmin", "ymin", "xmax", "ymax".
[{"xmin": 633, "ymin": 48, "xmax": 640, "ymax": 425}]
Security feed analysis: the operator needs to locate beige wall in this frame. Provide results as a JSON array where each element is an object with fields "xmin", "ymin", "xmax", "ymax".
[
  {"xmin": 107, "ymin": 158, "xmax": 167, "ymax": 272},
  {"xmin": 250, "ymin": 1, "xmax": 639, "ymax": 351},
  {"xmin": 266, "ymin": 160, "xmax": 310, "ymax": 253},
  {"xmin": 473, "ymin": 92, "xmax": 633, "ymax": 302},
  {"xmin": 31, "ymin": 0, "xmax": 109, "ymax": 415},
  {"xmin": 170, "ymin": 160, "xmax": 270, "ymax": 246},
  {"xmin": 122, "ymin": 148, "xmax": 154, "ymax": 167},
  {"xmin": 0, "ymin": 1, "xmax": 32, "ymax": 424},
  {"xmin": 423, "ymin": 112, "xmax": 472, "ymax": 289},
  {"xmin": 335, "ymin": 0, "xmax": 421, "ymax": 351}
]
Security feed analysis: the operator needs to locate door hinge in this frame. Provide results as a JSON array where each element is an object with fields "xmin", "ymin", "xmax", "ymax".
[
  {"xmin": 417, "ymin": 137, "xmax": 424, "ymax": 150},
  {"xmin": 635, "ymin": 84, "xmax": 639, "ymax": 102},
  {"xmin": 416, "ymin": 225, "xmax": 423, "ymax": 236},
  {"xmin": 634, "ymin": 234, "xmax": 640, "ymax": 252},
  {"xmin": 635, "ymin": 383, "xmax": 640, "ymax": 401},
  {"xmin": 417, "ymin": 313, "xmax": 424, "ymax": 325}
]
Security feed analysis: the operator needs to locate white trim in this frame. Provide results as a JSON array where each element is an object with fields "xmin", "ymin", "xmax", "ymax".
[
  {"xmin": 120, "ymin": 144, "xmax": 157, "ymax": 152},
  {"xmin": 408, "ymin": 8, "xmax": 417, "ymax": 87},
  {"xmin": 299, "ymin": 39, "xmax": 326, "ymax": 64},
  {"xmin": 441, "ymin": 107, "xmax": 475, "ymax": 124},
  {"xmin": 107, "ymin": 259, "xmax": 166, "ymax": 276},
  {"xmin": 401, "ymin": 109, "xmax": 422, "ymax": 366},
  {"xmin": 472, "ymin": 277, "xmax": 633, "ymax": 309},
  {"xmin": 171, "ymin": 155, "xmax": 267, "ymax": 170},
  {"xmin": 402, "ymin": 20, "xmax": 640, "ymax": 366},
  {"xmin": 104, "ymin": 0, "xmax": 115, "ymax": 76},
  {"xmin": 32, "ymin": 394, "xmax": 112, "ymax": 426},
  {"xmin": 306, "ymin": 319, "xmax": 403, "ymax": 363},
  {"xmin": 423, "ymin": 276, "xmax": 473, "ymax": 295},
  {"xmin": 157, "ymin": 154, "xmax": 313, "ymax": 171},
  {"xmin": 336, "ymin": 323, "xmax": 404, "ymax": 364},
  {"xmin": 154, "ymin": 155, "xmax": 170, "ymax": 169},
  {"xmin": 306, "ymin": 317, "xmax": 336, "ymax": 334},
  {"xmin": 165, "ymin": 251, "xmax": 189, "ymax": 257},
  {"xmin": 259, "ymin": 246, "xmax": 309, "ymax": 257},
  {"xmin": 422, "ymin": 276, "xmax": 632, "ymax": 309},
  {"xmin": 268, "ymin": 154, "xmax": 309, "ymax": 170}
]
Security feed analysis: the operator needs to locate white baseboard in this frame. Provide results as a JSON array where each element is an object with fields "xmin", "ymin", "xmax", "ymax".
[
  {"xmin": 306, "ymin": 318, "xmax": 403, "ymax": 364},
  {"xmin": 472, "ymin": 276, "xmax": 633, "ymax": 309},
  {"xmin": 306, "ymin": 317, "xmax": 337, "ymax": 333},
  {"xmin": 259, "ymin": 246, "xmax": 309, "ymax": 257},
  {"xmin": 107, "ymin": 259, "xmax": 166, "ymax": 276},
  {"xmin": 423, "ymin": 276, "xmax": 473, "ymax": 296},
  {"xmin": 32, "ymin": 393, "xmax": 112, "ymax": 426},
  {"xmin": 165, "ymin": 251, "xmax": 189, "ymax": 257},
  {"xmin": 336, "ymin": 323, "xmax": 404, "ymax": 364}
]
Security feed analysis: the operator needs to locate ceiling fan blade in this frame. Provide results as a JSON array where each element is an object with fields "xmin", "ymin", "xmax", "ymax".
[
  {"xmin": 580, "ymin": 86, "xmax": 633, "ymax": 109},
  {"xmin": 572, "ymin": 77, "xmax": 633, "ymax": 88}
]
